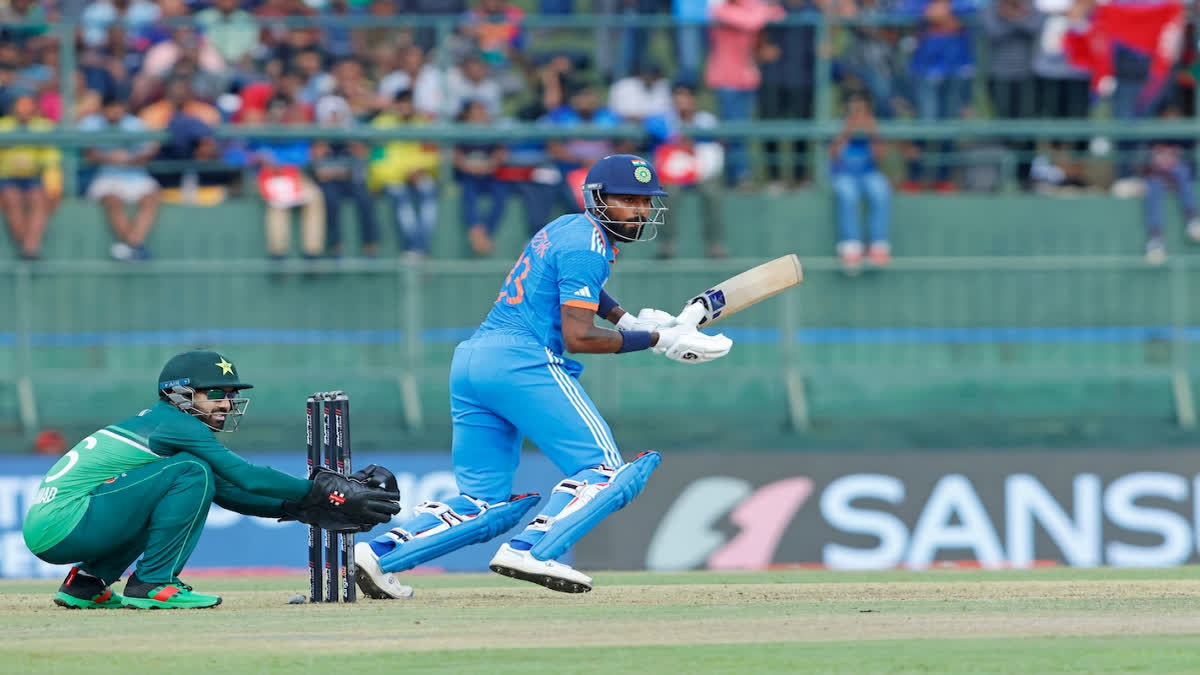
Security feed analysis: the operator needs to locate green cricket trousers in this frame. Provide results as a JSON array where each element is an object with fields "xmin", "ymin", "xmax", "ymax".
[{"xmin": 37, "ymin": 453, "xmax": 215, "ymax": 585}]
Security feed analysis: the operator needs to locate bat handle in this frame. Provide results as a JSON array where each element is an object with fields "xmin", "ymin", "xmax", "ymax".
[{"xmin": 677, "ymin": 300, "xmax": 708, "ymax": 329}]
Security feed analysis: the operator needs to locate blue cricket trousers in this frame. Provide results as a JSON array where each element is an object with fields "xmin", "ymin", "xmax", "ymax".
[{"xmin": 449, "ymin": 334, "xmax": 623, "ymax": 503}]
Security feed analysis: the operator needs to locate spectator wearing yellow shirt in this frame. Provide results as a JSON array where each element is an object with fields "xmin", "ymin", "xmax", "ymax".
[
  {"xmin": 369, "ymin": 90, "xmax": 440, "ymax": 260},
  {"xmin": 0, "ymin": 95, "xmax": 60, "ymax": 260}
]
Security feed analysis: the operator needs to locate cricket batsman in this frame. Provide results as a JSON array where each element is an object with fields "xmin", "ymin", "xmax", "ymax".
[
  {"xmin": 354, "ymin": 154, "xmax": 732, "ymax": 596},
  {"xmin": 23, "ymin": 349, "xmax": 402, "ymax": 609}
]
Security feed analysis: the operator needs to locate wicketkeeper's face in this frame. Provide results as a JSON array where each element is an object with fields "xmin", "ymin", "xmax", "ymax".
[{"xmin": 191, "ymin": 388, "xmax": 237, "ymax": 430}]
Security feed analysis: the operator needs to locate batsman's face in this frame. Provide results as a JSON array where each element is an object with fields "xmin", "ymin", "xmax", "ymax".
[
  {"xmin": 192, "ymin": 388, "xmax": 236, "ymax": 429},
  {"xmin": 605, "ymin": 194, "xmax": 653, "ymax": 236}
]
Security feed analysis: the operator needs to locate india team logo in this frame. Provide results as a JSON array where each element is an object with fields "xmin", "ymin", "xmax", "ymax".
[{"xmin": 634, "ymin": 166, "xmax": 652, "ymax": 183}]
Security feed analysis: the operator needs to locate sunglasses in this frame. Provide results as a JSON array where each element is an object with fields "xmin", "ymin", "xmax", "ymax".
[{"xmin": 201, "ymin": 389, "xmax": 241, "ymax": 400}]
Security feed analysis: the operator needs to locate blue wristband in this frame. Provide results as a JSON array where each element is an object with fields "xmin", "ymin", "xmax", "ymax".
[
  {"xmin": 597, "ymin": 290, "xmax": 620, "ymax": 319},
  {"xmin": 616, "ymin": 330, "xmax": 653, "ymax": 354}
]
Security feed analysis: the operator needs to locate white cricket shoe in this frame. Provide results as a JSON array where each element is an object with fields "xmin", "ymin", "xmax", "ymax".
[
  {"xmin": 353, "ymin": 542, "xmax": 414, "ymax": 600},
  {"xmin": 1146, "ymin": 237, "xmax": 1167, "ymax": 266},
  {"xmin": 1187, "ymin": 217, "xmax": 1200, "ymax": 243},
  {"xmin": 489, "ymin": 543, "xmax": 593, "ymax": 594}
]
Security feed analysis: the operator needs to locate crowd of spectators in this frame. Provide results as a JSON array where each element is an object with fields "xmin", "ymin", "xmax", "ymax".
[{"xmin": 0, "ymin": 0, "xmax": 1196, "ymax": 267}]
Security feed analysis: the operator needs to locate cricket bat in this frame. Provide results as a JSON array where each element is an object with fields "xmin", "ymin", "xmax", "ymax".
[{"xmin": 679, "ymin": 254, "xmax": 804, "ymax": 328}]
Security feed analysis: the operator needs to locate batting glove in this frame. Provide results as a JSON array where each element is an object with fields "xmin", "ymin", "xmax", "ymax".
[{"xmin": 616, "ymin": 307, "xmax": 677, "ymax": 332}]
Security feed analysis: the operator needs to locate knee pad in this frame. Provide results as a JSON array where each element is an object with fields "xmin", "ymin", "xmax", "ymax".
[
  {"xmin": 377, "ymin": 492, "xmax": 541, "ymax": 573},
  {"xmin": 530, "ymin": 451, "xmax": 661, "ymax": 562}
]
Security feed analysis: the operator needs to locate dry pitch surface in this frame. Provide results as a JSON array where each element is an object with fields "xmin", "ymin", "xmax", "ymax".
[{"xmin": 2, "ymin": 567, "xmax": 1200, "ymax": 673}]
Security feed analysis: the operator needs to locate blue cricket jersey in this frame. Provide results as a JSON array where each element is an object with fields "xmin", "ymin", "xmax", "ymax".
[{"xmin": 474, "ymin": 213, "xmax": 617, "ymax": 357}]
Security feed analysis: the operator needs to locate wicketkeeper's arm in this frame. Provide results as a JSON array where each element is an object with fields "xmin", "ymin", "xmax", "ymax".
[
  {"xmin": 151, "ymin": 420, "xmax": 312, "ymax": 501},
  {"xmin": 212, "ymin": 473, "xmax": 286, "ymax": 518}
]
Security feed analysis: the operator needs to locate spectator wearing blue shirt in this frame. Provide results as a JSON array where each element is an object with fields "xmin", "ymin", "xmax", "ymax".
[
  {"xmin": 831, "ymin": 91, "xmax": 891, "ymax": 273},
  {"xmin": 545, "ymin": 82, "xmax": 631, "ymax": 174},
  {"xmin": 544, "ymin": 81, "xmax": 636, "ymax": 214},
  {"xmin": 900, "ymin": 0, "xmax": 977, "ymax": 192},
  {"xmin": 80, "ymin": 0, "xmax": 162, "ymax": 50},
  {"xmin": 322, "ymin": 0, "xmax": 367, "ymax": 62},
  {"xmin": 541, "ymin": 0, "xmax": 574, "ymax": 14},
  {"xmin": 673, "ymin": 0, "xmax": 710, "ymax": 87}
]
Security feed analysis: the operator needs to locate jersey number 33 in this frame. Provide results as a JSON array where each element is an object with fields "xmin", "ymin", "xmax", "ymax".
[{"xmin": 497, "ymin": 253, "xmax": 531, "ymax": 305}]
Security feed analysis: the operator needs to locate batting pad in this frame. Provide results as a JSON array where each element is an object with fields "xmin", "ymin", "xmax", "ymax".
[
  {"xmin": 531, "ymin": 451, "xmax": 662, "ymax": 561},
  {"xmin": 378, "ymin": 493, "xmax": 541, "ymax": 573}
]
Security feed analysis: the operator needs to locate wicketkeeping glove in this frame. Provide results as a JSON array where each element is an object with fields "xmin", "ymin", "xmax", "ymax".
[
  {"xmin": 348, "ymin": 463, "xmax": 400, "ymax": 493},
  {"xmin": 288, "ymin": 464, "xmax": 402, "ymax": 532},
  {"xmin": 281, "ymin": 499, "xmax": 379, "ymax": 533}
]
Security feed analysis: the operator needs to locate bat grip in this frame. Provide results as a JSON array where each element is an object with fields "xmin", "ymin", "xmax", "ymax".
[{"xmin": 677, "ymin": 300, "xmax": 708, "ymax": 329}]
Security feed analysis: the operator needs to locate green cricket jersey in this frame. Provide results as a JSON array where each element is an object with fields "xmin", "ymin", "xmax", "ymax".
[{"xmin": 23, "ymin": 401, "xmax": 312, "ymax": 554}]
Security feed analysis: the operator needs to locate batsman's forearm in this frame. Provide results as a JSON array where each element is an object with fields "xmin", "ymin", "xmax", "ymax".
[
  {"xmin": 562, "ymin": 303, "xmax": 653, "ymax": 353},
  {"xmin": 566, "ymin": 325, "xmax": 626, "ymax": 353},
  {"xmin": 212, "ymin": 474, "xmax": 287, "ymax": 518}
]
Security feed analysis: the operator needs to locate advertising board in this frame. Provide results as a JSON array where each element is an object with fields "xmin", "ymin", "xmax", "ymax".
[{"xmin": 576, "ymin": 451, "xmax": 1200, "ymax": 571}]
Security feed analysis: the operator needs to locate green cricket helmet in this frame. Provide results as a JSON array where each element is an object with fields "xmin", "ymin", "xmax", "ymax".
[{"xmin": 158, "ymin": 349, "xmax": 252, "ymax": 432}]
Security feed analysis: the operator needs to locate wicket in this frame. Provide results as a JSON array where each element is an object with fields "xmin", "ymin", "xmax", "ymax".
[{"xmin": 306, "ymin": 390, "xmax": 356, "ymax": 603}]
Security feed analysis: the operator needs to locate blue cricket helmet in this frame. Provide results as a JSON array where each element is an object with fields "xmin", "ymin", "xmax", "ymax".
[
  {"xmin": 582, "ymin": 154, "xmax": 669, "ymax": 243},
  {"xmin": 583, "ymin": 153, "xmax": 670, "ymax": 198}
]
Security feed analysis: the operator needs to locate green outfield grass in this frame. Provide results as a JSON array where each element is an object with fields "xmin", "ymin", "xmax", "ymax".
[{"xmin": 2, "ymin": 568, "xmax": 1200, "ymax": 674}]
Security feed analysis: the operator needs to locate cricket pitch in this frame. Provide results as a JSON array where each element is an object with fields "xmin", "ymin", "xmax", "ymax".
[{"xmin": 2, "ymin": 567, "xmax": 1199, "ymax": 673}]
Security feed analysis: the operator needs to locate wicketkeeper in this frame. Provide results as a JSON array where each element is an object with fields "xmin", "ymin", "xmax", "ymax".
[{"xmin": 22, "ymin": 349, "xmax": 401, "ymax": 610}]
